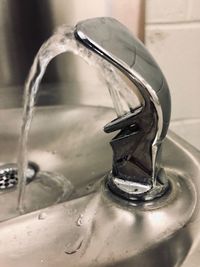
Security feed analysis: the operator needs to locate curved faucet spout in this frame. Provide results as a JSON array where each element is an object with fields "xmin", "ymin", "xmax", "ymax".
[{"xmin": 75, "ymin": 17, "xmax": 171, "ymax": 201}]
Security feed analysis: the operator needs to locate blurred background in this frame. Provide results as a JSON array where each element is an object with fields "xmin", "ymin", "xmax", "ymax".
[
  {"xmin": 145, "ymin": 0, "xmax": 200, "ymax": 149},
  {"xmin": 0, "ymin": 0, "xmax": 199, "ymax": 148}
]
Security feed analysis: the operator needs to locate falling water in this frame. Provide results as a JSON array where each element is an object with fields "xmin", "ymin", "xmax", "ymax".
[{"xmin": 17, "ymin": 25, "xmax": 138, "ymax": 213}]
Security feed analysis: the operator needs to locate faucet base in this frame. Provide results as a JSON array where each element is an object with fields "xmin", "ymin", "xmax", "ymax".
[{"xmin": 106, "ymin": 168, "xmax": 170, "ymax": 201}]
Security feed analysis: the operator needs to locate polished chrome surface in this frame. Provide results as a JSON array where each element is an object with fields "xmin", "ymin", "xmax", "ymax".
[
  {"xmin": 75, "ymin": 17, "xmax": 171, "ymax": 200},
  {"xmin": 75, "ymin": 17, "xmax": 171, "ymax": 139},
  {"xmin": 0, "ymin": 106, "xmax": 199, "ymax": 267}
]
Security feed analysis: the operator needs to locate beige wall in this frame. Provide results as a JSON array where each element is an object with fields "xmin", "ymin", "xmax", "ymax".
[
  {"xmin": 145, "ymin": 0, "xmax": 200, "ymax": 120},
  {"xmin": 49, "ymin": 0, "xmax": 144, "ymax": 40}
]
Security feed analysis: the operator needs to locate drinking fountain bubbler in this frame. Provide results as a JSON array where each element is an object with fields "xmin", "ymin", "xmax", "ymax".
[{"xmin": 75, "ymin": 17, "xmax": 171, "ymax": 201}]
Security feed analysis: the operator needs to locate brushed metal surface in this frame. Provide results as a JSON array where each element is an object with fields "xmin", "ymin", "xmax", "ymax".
[{"xmin": 0, "ymin": 106, "xmax": 199, "ymax": 267}]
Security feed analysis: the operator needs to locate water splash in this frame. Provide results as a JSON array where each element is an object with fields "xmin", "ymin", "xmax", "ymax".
[
  {"xmin": 76, "ymin": 214, "xmax": 84, "ymax": 227},
  {"xmin": 17, "ymin": 25, "xmax": 137, "ymax": 212},
  {"xmin": 38, "ymin": 212, "xmax": 47, "ymax": 220},
  {"xmin": 64, "ymin": 239, "xmax": 83, "ymax": 255}
]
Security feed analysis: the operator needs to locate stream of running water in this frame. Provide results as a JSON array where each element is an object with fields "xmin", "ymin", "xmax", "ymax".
[{"xmin": 17, "ymin": 25, "xmax": 138, "ymax": 213}]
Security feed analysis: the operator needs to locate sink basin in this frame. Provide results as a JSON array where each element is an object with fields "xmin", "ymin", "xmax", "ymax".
[
  {"xmin": 0, "ymin": 105, "xmax": 200, "ymax": 267},
  {"xmin": 0, "ymin": 105, "xmax": 116, "ymax": 220},
  {"xmin": 0, "ymin": 105, "xmax": 115, "ymax": 190}
]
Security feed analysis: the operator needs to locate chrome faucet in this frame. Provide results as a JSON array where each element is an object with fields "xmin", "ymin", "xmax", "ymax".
[
  {"xmin": 75, "ymin": 17, "xmax": 171, "ymax": 201},
  {"xmin": 1, "ymin": 17, "xmax": 200, "ymax": 267}
]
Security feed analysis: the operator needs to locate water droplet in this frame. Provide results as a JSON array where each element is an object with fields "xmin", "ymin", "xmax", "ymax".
[
  {"xmin": 86, "ymin": 184, "xmax": 92, "ymax": 190},
  {"xmin": 76, "ymin": 214, "xmax": 84, "ymax": 226},
  {"xmin": 64, "ymin": 239, "xmax": 83, "ymax": 255},
  {"xmin": 38, "ymin": 212, "xmax": 47, "ymax": 220}
]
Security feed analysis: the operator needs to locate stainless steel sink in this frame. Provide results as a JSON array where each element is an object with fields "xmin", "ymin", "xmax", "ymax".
[
  {"xmin": 0, "ymin": 17, "xmax": 200, "ymax": 267},
  {"xmin": 0, "ymin": 105, "xmax": 199, "ymax": 267}
]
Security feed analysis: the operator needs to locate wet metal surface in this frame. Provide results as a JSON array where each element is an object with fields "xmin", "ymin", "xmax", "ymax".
[{"xmin": 0, "ymin": 106, "xmax": 199, "ymax": 266}]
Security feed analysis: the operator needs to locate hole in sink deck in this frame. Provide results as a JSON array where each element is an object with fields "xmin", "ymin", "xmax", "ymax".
[
  {"xmin": 0, "ymin": 161, "xmax": 74, "ymax": 222},
  {"xmin": 0, "ymin": 162, "xmax": 38, "ymax": 190}
]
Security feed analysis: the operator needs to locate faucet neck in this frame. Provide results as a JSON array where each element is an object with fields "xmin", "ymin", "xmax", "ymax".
[{"xmin": 75, "ymin": 17, "xmax": 171, "ymax": 201}]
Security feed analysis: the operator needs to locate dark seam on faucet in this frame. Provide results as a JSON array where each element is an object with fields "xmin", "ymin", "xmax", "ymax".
[
  {"xmin": 129, "ymin": 155, "xmax": 152, "ymax": 176},
  {"xmin": 130, "ymin": 46, "xmax": 137, "ymax": 68},
  {"xmin": 156, "ymin": 76, "xmax": 164, "ymax": 94}
]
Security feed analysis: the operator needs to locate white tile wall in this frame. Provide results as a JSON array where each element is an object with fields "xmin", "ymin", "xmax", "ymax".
[
  {"xmin": 145, "ymin": 0, "xmax": 200, "ymax": 120},
  {"xmin": 187, "ymin": 0, "xmax": 200, "ymax": 21},
  {"xmin": 146, "ymin": 0, "xmax": 189, "ymax": 23}
]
